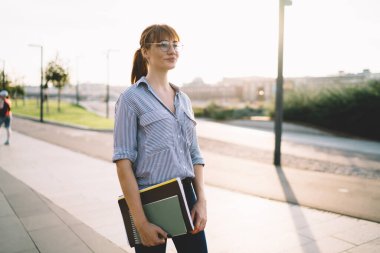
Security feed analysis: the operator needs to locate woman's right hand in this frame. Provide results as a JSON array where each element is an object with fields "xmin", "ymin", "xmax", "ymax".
[
  {"xmin": 137, "ymin": 221, "xmax": 168, "ymax": 246},
  {"xmin": 116, "ymin": 161, "xmax": 167, "ymax": 246}
]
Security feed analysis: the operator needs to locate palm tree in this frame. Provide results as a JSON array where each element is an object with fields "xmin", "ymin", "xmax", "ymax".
[{"xmin": 45, "ymin": 59, "xmax": 69, "ymax": 112}]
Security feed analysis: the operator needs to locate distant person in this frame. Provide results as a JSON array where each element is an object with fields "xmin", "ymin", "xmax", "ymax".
[
  {"xmin": 0, "ymin": 90, "xmax": 12, "ymax": 145},
  {"xmin": 113, "ymin": 24, "xmax": 208, "ymax": 253}
]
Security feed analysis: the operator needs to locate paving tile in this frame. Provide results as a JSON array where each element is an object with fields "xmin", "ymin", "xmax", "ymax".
[
  {"xmin": 274, "ymin": 216, "xmax": 320, "ymax": 232},
  {"xmin": 0, "ymin": 169, "xmax": 32, "ymax": 195},
  {"xmin": 71, "ymin": 223, "xmax": 128, "ymax": 253},
  {"xmin": 76, "ymin": 206, "xmax": 119, "ymax": 228},
  {"xmin": 301, "ymin": 208, "xmax": 342, "ymax": 223},
  {"xmin": 56, "ymin": 243, "xmax": 94, "ymax": 253},
  {"xmin": 40, "ymin": 195, "xmax": 82, "ymax": 226},
  {"xmin": 0, "ymin": 194, "xmax": 15, "ymax": 217},
  {"xmin": 109, "ymin": 232, "xmax": 130, "ymax": 251},
  {"xmin": 5, "ymin": 190, "xmax": 51, "ymax": 218},
  {"xmin": 16, "ymin": 249, "xmax": 40, "ymax": 253},
  {"xmin": 0, "ymin": 216, "xmax": 36, "ymax": 253},
  {"xmin": 29, "ymin": 224, "xmax": 92, "ymax": 253},
  {"xmin": 20, "ymin": 211, "xmax": 64, "ymax": 231},
  {"xmin": 263, "ymin": 232, "xmax": 314, "ymax": 252},
  {"xmin": 11, "ymin": 201, "xmax": 52, "ymax": 218},
  {"xmin": 281, "ymin": 236, "xmax": 354, "ymax": 253},
  {"xmin": 0, "ymin": 215, "xmax": 26, "ymax": 239},
  {"xmin": 5, "ymin": 188, "xmax": 43, "ymax": 208},
  {"xmin": 346, "ymin": 238, "xmax": 380, "ymax": 253},
  {"xmin": 93, "ymin": 223, "xmax": 126, "ymax": 245},
  {"xmin": 333, "ymin": 221, "xmax": 380, "ymax": 245},
  {"xmin": 46, "ymin": 193, "xmax": 89, "ymax": 209},
  {"xmin": 276, "ymin": 206, "xmax": 318, "ymax": 230},
  {"xmin": 298, "ymin": 215, "xmax": 364, "ymax": 240}
]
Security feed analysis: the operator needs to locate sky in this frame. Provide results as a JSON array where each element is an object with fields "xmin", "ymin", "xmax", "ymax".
[{"xmin": 1, "ymin": 0, "xmax": 380, "ymax": 86}]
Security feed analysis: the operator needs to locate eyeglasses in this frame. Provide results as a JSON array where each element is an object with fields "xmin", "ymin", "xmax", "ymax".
[{"xmin": 146, "ymin": 41, "xmax": 183, "ymax": 52}]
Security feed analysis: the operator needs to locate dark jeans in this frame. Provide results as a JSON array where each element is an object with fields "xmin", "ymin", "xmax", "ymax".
[
  {"xmin": 0, "ymin": 116, "xmax": 11, "ymax": 128},
  {"xmin": 135, "ymin": 178, "xmax": 208, "ymax": 253}
]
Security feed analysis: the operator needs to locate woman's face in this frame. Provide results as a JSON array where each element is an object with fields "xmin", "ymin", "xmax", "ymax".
[{"xmin": 143, "ymin": 37, "xmax": 180, "ymax": 72}]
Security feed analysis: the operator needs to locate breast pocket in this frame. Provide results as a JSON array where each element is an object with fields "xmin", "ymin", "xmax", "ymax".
[
  {"xmin": 140, "ymin": 110, "xmax": 174, "ymax": 156},
  {"xmin": 182, "ymin": 110, "xmax": 197, "ymax": 146}
]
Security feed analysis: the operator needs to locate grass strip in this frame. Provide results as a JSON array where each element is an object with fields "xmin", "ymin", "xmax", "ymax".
[{"xmin": 12, "ymin": 99, "xmax": 114, "ymax": 130}]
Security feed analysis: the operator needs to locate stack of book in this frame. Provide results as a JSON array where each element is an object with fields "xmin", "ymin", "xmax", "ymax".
[{"xmin": 118, "ymin": 178, "xmax": 194, "ymax": 247}]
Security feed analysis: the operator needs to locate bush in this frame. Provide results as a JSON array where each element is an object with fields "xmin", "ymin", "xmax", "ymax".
[
  {"xmin": 281, "ymin": 80, "xmax": 380, "ymax": 140},
  {"xmin": 194, "ymin": 102, "xmax": 264, "ymax": 121},
  {"xmin": 193, "ymin": 107, "xmax": 205, "ymax": 118}
]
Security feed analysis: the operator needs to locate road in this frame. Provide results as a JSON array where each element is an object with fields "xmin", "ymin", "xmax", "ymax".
[
  {"xmin": 9, "ymin": 116, "xmax": 380, "ymax": 222},
  {"xmin": 197, "ymin": 119, "xmax": 380, "ymax": 179}
]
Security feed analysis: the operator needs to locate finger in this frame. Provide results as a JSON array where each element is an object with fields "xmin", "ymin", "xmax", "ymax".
[
  {"xmin": 196, "ymin": 219, "xmax": 206, "ymax": 232},
  {"xmin": 191, "ymin": 228, "xmax": 199, "ymax": 235},
  {"xmin": 200, "ymin": 219, "xmax": 207, "ymax": 228},
  {"xmin": 194, "ymin": 216, "xmax": 202, "ymax": 229},
  {"xmin": 156, "ymin": 227, "xmax": 168, "ymax": 240},
  {"xmin": 191, "ymin": 208, "xmax": 196, "ymax": 221},
  {"xmin": 154, "ymin": 234, "xmax": 166, "ymax": 245},
  {"xmin": 199, "ymin": 221, "xmax": 206, "ymax": 231}
]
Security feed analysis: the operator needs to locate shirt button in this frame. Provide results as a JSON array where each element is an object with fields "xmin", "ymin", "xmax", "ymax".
[{"xmin": 180, "ymin": 150, "xmax": 183, "ymax": 153}]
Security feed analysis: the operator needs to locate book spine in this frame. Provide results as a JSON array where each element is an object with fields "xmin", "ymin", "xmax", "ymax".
[
  {"xmin": 118, "ymin": 198, "xmax": 139, "ymax": 247},
  {"xmin": 176, "ymin": 179, "xmax": 194, "ymax": 231},
  {"xmin": 129, "ymin": 211, "xmax": 140, "ymax": 245}
]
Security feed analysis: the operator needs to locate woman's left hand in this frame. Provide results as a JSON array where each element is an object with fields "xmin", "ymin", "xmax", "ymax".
[{"xmin": 191, "ymin": 199, "xmax": 207, "ymax": 234}]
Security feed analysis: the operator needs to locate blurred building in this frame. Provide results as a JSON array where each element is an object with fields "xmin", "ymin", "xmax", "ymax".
[
  {"xmin": 181, "ymin": 69, "xmax": 380, "ymax": 106},
  {"xmin": 288, "ymin": 69, "xmax": 376, "ymax": 91}
]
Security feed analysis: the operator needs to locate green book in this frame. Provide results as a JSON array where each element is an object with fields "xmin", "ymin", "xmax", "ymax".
[{"xmin": 118, "ymin": 178, "xmax": 194, "ymax": 247}]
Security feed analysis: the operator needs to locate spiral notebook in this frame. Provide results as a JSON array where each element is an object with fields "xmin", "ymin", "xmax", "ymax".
[{"xmin": 118, "ymin": 178, "xmax": 194, "ymax": 247}]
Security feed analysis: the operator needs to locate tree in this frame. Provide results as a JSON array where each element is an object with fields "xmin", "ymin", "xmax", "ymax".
[
  {"xmin": 0, "ymin": 70, "xmax": 12, "ymax": 90},
  {"xmin": 45, "ymin": 58, "xmax": 69, "ymax": 112},
  {"xmin": 0, "ymin": 72, "xmax": 26, "ymax": 106}
]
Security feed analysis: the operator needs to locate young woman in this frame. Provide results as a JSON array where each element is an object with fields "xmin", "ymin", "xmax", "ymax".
[
  {"xmin": 113, "ymin": 24, "xmax": 208, "ymax": 253},
  {"xmin": 0, "ymin": 90, "xmax": 12, "ymax": 145}
]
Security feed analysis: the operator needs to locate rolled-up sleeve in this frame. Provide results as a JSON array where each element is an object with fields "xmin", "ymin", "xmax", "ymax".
[
  {"xmin": 187, "ymin": 104, "xmax": 205, "ymax": 166},
  {"xmin": 112, "ymin": 95, "xmax": 138, "ymax": 163},
  {"xmin": 190, "ymin": 126, "xmax": 205, "ymax": 166}
]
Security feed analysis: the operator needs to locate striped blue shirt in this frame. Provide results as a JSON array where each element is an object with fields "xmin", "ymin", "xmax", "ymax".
[{"xmin": 113, "ymin": 77, "xmax": 205, "ymax": 188}]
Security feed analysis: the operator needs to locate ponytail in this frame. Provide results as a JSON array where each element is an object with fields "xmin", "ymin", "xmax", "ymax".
[{"xmin": 131, "ymin": 49, "xmax": 147, "ymax": 84}]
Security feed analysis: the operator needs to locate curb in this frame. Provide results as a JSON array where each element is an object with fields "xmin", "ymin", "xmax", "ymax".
[{"xmin": 13, "ymin": 114, "xmax": 113, "ymax": 133}]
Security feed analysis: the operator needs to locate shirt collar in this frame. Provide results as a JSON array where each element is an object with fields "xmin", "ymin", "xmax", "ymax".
[{"xmin": 136, "ymin": 76, "xmax": 180, "ymax": 94}]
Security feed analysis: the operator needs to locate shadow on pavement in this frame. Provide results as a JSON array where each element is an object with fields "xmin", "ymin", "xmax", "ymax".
[{"xmin": 276, "ymin": 165, "xmax": 321, "ymax": 253}]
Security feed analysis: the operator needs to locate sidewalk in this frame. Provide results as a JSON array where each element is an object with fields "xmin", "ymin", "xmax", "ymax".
[
  {"xmin": 1, "ymin": 132, "xmax": 380, "ymax": 253},
  {"xmin": 0, "ymin": 167, "xmax": 126, "ymax": 253}
]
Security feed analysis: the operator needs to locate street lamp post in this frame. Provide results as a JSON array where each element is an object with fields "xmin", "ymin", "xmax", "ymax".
[
  {"xmin": 75, "ymin": 56, "xmax": 81, "ymax": 106},
  {"xmin": 274, "ymin": 0, "xmax": 292, "ymax": 166},
  {"xmin": 106, "ymin": 49, "xmax": 118, "ymax": 118},
  {"xmin": 0, "ymin": 59, "xmax": 5, "ymax": 90},
  {"xmin": 29, "ymin": 44, "xmax": 44, "ymax": 123}
]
